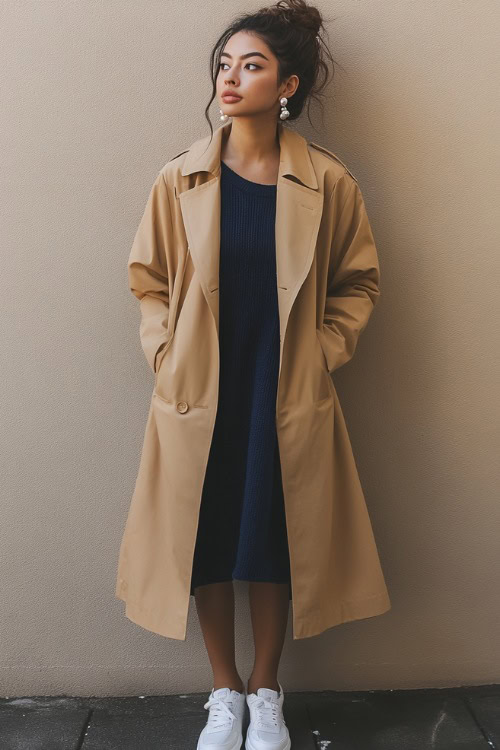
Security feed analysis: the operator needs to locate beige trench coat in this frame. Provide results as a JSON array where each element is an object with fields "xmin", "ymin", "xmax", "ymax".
[{"xmin": 115, "ymin": 120, "xmax": 391, "ymax": 640}]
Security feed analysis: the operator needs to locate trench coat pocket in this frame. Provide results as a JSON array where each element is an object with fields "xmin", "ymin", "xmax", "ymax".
[
  {"xmin": 153, "ymin": 337, "xmax": 171, "ymax": 374},
  {"xmin": 315, "ymin": 328, "xmax": 334, "ymax": 401},
  {"xmin": 153, "ymin": 332, "xmax": 174, "ymax": 379},
  {"xmin": 153, "ymin": 253, "xmax": 188, "ymax": 377},
  {"xmin": 316, "ymin": 327, "xmax": 330, "ymax": 373}
]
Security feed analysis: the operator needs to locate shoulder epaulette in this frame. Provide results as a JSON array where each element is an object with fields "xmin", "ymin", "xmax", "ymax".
[{"xmin": 309, "ymin": 142, "xmax": 358, "ymax": 182}]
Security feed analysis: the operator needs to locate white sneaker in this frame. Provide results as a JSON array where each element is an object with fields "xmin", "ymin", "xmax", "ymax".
[
  {"xmin": 245, "ymin": 682, "xmax": 291, "ymax": 750},
  {"xmin": 196, "ymin": 686, "xmax": 246, "ymax": 749}
]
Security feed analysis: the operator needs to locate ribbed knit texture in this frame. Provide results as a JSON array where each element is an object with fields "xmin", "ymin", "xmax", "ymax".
[{"xmin": 190, "ymin": 160, "xmax": 292, "ymax": 599}]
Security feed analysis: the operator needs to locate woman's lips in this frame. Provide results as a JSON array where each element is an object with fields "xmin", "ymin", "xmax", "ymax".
[{"xmin": 222, "ymin": 94, "xmax": 242, "ymax": 102}]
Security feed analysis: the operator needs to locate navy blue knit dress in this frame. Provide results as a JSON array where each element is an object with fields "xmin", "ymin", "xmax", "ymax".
[{"xmin": 190, "ymin": 160, "xmax": 292, "ymax": 600}]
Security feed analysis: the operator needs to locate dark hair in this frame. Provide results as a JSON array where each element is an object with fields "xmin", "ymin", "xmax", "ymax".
[{"xmin": 204, "ymin": 0, "xmax": 341, "ymax": 138}]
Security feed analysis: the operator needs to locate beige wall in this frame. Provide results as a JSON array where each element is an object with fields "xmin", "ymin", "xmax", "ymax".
[{"xmin": 1, "ymin": 0, "xmax": 499, "ymax": 696}]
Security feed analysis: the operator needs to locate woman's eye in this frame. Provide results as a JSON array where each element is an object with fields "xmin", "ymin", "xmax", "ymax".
[{"xmin": 218, "ymin": 62, "xmax": 260, "ymax": 71}]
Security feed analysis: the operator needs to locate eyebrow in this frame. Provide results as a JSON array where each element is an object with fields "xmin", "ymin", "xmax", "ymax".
[{"xmin": 220, "ymin": 51, "xmax": 269, "ymax": 61}]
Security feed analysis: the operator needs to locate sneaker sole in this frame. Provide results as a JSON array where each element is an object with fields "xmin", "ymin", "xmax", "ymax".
[
  {"xmin": 197, "ymin": 730, "xmax": 243, "ymax": 750},
  {"xmin": 245, "ymin": 734, "xmax": 291, "ymax": 750}
]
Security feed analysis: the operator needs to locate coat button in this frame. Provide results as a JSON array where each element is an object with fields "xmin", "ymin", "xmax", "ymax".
[{"xmin": 176, "ymin": 401, "xmax": 189, "ymax": 413}]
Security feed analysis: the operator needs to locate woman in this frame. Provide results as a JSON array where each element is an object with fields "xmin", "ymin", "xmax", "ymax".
[{"xmin": 115, "ymin": 1, "xmax": 391, "ymax": 748}]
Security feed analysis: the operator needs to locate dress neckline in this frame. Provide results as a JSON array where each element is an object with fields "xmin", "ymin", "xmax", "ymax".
[{"xmin": 220, "ymin": 160, "xmax": 277, "ymax": 195}]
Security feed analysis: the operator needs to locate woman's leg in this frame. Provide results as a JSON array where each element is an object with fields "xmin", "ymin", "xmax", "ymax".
[
  {"xmin": 194, "ymin": 581, "xmax": 245, "ymax": 692},
  {"xmin": 246, "ymin": 582, "xmax": 290, "ymax": 694}
]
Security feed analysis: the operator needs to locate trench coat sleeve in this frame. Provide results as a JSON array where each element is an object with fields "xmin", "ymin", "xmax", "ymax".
[
  {"xmin": 127, "ymin": 171, "xmax": 172, "ymax": 374},
  {"xmin": 317, "ymin": 172, "xmax": 381, "ymax": 374}
]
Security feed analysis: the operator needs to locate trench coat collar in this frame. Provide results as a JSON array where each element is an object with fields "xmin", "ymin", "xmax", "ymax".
[
  {"xmin": 180, "ymin": 120, "xmax": 319, "ymax": 190},
  {"xmin": 177, "ymin": 120, "xmax": 324, "ymax": 372}
]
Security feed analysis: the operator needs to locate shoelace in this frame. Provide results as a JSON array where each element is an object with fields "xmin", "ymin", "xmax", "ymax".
[
  {"xmin": 203, "ymin": 694, "xmax": 237, "ymax": 730},
  {"xmin": 251, "ymin": 696, "xmax": 280, "ymax": 731}
]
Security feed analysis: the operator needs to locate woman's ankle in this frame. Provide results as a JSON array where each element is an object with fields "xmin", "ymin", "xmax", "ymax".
[
  {"xmin": 247, "ymin": 677, "xmax": 280, "ymax": 694},
  {"xmin": 213, "ymin": 678, "xmax": 245, "ymax": 693}
]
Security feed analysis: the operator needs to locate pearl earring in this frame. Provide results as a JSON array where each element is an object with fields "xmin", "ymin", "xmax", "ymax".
[
  {"xmin": 219, "ymin": 108, "xmax": 229, "ymax": 122},
  {"xmin": 279, "ymin": 97, "xmax": 290, "ymax": 120}
]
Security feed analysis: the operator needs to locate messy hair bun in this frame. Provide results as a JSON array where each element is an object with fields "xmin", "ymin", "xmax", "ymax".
[
  {"xmin": 266, "ymin": 0, "xmax": 322, "ymax": 36},
  {"xmin": 205, "ymin": 0, "xmax": 338, "ymax": 136}
]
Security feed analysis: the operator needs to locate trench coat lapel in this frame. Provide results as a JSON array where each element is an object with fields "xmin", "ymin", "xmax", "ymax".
[{"xmin": 178, "ymin": 121, "xmax": 324, "ymax": 373}]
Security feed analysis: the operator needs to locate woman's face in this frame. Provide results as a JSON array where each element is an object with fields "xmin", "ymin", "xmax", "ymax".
[{"xmin": 216, "ymin": 31, "xmax": 297, "ymax": 120}]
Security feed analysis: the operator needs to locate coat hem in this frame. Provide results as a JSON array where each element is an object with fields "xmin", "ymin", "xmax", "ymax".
[
  {"xmin": 115, "ymin": 584, "xmax": 188, "ymax": 641},
  {"xmin": 116, "ymin": 582, "xmax": 390, "ymax": 642},
  {"xmin": 291, "ymin": 590, "xmax": 391, "ymax": 640}
]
